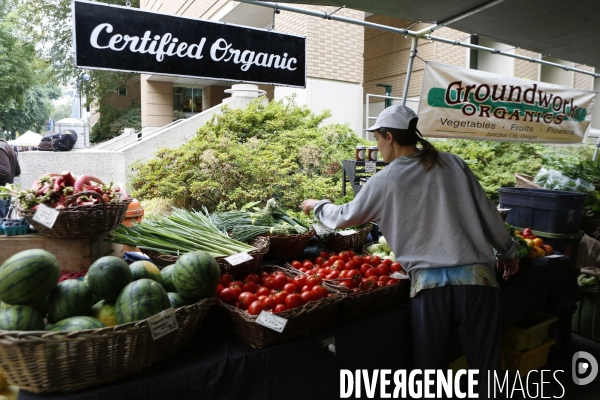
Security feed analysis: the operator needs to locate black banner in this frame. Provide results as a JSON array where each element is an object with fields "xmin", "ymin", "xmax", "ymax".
[{"xmin": 72, "ymin": 0, "xmax": 306, "ymax": 87}]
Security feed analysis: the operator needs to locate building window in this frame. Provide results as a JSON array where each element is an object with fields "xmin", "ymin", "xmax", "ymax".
[
  {"xmin": 173, "ymin": 87, "xmax": 203, "ymax": 114},
  {"xmin": 118, "ymin": 87, "xmax": 127, "ymax": 96}
]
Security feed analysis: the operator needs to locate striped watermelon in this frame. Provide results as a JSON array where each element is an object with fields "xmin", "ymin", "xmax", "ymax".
[
  {"xmin": 49, "ymin": 316, "xmax": 106, "ymax": 332},
  {"xmin": 160, "ymin": 265, "xmax": 177, "ymax": 292},
  {"xmin": 0, "ymin": 305, "xmax": 44, "ymax": 331},
  {"xmin": 167, "ymin": 292, "xmax": 189, "ymax": 309},
  {"xmin": 1, "ymin": 295, "xmax": 49, "ymax": 316},
  {"xmin": 129, "ymin": 261, "xmax": 163, "ymax": 285},
  {"xmin": 115, "ymin": 279, "xmax": 170, "ymax": 324},
  {"xmin": 173, "ymin": 251, "xmax": 220, "ymax": 301},
  {"xmin": 0, "ymin": 249, "xmax": 60, "ymax": 305},
  {"xmin": 87, "ymin": 256, "xmax": 133, "ymax": 302},
  {"xmin": 47, "ymin": 280, "xmax": 94, "ymax": 323},
  {"xmin": 91, "ymin": 300, "xmax": 117, "ymax": 327}
]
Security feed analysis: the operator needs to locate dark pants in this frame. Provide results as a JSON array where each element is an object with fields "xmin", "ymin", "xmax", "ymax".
[{"xmin": 411, "ymin": 285, "xmax": 502, "ymax": 399}]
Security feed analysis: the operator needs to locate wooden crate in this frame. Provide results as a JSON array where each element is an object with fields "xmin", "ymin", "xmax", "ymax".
[{"xmin": 0, "ymin": 232, "xmax": 123, "ymax": 271}]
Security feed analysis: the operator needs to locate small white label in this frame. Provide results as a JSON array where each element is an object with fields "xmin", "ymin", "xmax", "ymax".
[
  {"xmin": 390, "ymin": 271, "xmax": 409, "ymax": 280},
  {"xmin": 545, "ymin": 254, "xmax": 562, "ymax": 259},
  {"xmin": 365, "ymin": 161, "xmax": 377, "ymax": 173},
  {"xmin": 337, "ymin": 229, "xmax": 357, "ymax": 236},
  {"xmin": 148, "ymin": 308, "xmax": 178, "ymax": 340},
  {"xmin": 313, "ymin": 222, "xmax": 335, "ymax": 236},
  {"xmin": 224, "ymin": 252, "xmax": 253, "ymax": 266},
  {"xmin": 256, "ymin": 310, "xmax": 288, "ymax": 333},
  {"xmin": 32, "ymin": 204, "xmax": 60, "ymax": 229}
]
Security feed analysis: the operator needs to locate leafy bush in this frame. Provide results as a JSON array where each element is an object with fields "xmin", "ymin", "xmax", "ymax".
[
  {"xmin": 130, "ymin": 97, "xmax": 368, "ymax": 212},
  {"xmin": 90, "ymin": 102, "xmax": 141, "ymax": 143}
]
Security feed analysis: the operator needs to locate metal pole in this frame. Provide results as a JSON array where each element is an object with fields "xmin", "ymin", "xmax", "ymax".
[
  {"xmin": 593, "ymin": 135, "xmax": 600, "ymax": 161},
  {"xmin": 401, "ymin": 36, "xmax": 419, "ymax": 106}
]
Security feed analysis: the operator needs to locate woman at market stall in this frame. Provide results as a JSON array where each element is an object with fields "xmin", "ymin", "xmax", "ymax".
[{"xmin": 301, "ymin": 105, "xmax": 519, "ymax": 398}]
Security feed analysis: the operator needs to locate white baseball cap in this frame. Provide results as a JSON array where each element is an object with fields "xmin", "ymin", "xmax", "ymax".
[{"xmin": 366, "ymin": 105, "xmax": 418, "ymax": 131}]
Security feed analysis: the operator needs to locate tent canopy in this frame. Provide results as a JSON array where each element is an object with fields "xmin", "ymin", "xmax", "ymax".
[
  {"xmin": 266, "ymin": 0, "xmax": 600, "ymax": 70},
  {"xmin": 8, "ymin": 130, "xmax": 43, "ymax": 147}
]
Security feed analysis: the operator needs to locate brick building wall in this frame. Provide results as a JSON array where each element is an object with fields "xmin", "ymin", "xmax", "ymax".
[
  {"xmin": 574, "ymin": 65, "xmax": 594, "ymax": 90},
  {"xmin": 514, "ymin": 49, "xmax": 540, "ymax": 80}
]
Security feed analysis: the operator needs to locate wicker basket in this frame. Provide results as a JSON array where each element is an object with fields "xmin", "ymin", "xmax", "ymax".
[
  {"xmin": 18, "ymin": 191, "xmax": 132, "ymax": 239},
  {"xmin": 515, "ymin": 174, "xmax": 542, "ymax": 189},
  {"xmin": 217, "ymin": 265, "xmax": 343, "ymax": 348},
  {"xmin": 325, "ymin": 279, "xmax": 410, "ymax": 319},
  {"xmin": 0, "ymin": 297, "xmax": 214, "ymax": 393},
  {"xmin": 145, "ymin": 237, "xmax": 270, "ymax": 277},
  {"xmin": 262, "ymin": 230, "xmax": 315, "ymax": 260},
  {"xmin": 319, "ymin": 225, "xmax": 372, "ymax": 252}
]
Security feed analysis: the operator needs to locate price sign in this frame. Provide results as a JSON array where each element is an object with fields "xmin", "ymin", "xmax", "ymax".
[
  {"xmin": 313, "ymin": 222, "xmax": 335, "ymax": 236},
  {"xmin": 365, "ymin": 161, "xmax": 377, "ymax": 173},
  {"xmin": 224, "ymin": 252, "xmax": 253, "ymax": 266},
  {"xmin": 390, "ymin": 271, "xmax": 409, "ymax": 280},
  {"xmin": 148, "ymin": 308, "xmax": 178, "ymax": 340},
  {"xmin": 338, "ymin": 230, "xmax": 357, "ymax": 236},
  {"xmin": 32, "ymin": 204, "xmax": 61, "ymax": 229},
  {"xmin": 256, "ymin": 311, "xmax": 288, "ymax": 333}
]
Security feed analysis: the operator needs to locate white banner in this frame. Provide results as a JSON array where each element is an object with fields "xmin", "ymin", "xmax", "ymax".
[{"xmin": 417, "ymin": 62, "xmax": 596, "ymax": 143}]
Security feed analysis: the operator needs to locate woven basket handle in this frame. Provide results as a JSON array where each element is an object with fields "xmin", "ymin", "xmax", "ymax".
[{"xmin": 65, "ymin": 191, "xmax": 107, "ymax": 209}]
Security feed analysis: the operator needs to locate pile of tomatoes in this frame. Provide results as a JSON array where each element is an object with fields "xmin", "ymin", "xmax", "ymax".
[
  {"xmin": 515, "ymin": 227, "xmax": 554, "ymax": 259},
  {"xmin": 289, "ymin": 250, "xmax": 407, "ymax": 292},
  {"xmin": 216, "ymin": 269, "xmax": 333, "ymax": 315}
]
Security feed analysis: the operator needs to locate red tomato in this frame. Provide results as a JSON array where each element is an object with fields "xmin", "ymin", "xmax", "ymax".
[
  {"xmin": 338, "ymin": 270, "xmax": 349, "ymax": 279},
  {"xmin": 216, "ymin": 284, "xmax": 224, "ymax": 295},
  {"xmin": 243, "ymin": 273, "xmax": 260, "ymax": 284},
  {"xmin": 260, "ymin": 271, "xmax": 270, "ymax": 277},
  {"xmin": 286, "ymin": 294, "xmax": 304, "ymax": 309},
  {"xmin": 352, "ymin": 256, "xmax": 365, "ymax": 265},
  {"xmin": 247, "ymin": 301, "xmax": 264, "ymax": 315},
  {"xmin": 257, "ymin": 295, "xmax": 268, "ymax": 302},
  {"xmin": 220, "ymin": 273, "xmax": 234, "ymax": 287},
  {"xmin": 319, "ymin": 251, "xmax": 330, "ymax": 259},
  {"xmin": 242, "ymin": 281, "xmax": 257, "ymax": 293},
  {"xmin": 274, "ymin": 290, "xmax": 289, "ymax": 305},
  {"xmin": 347, "ymin": 270, "xmax": 362, "ymax": 284},
  {"xmin": 340, "ymin": 281, "xmax": 354, "ymax": 289},
  {"xmin": 256, "ymin": 286, "xmax": 270, "ymax": 297},
  {"xmin": 301, "ymin": 285, "xmax": 311, "ymax": 293},
  {"xmin": 261, "ymin": 276, "xmax": 275, "ymax": 289},
  {"xmin": 375, "ymin": 263, "xmax": 389, "ymax": 276},
  {"xmin": 291, "ymin": 260, "xmax": 302, "ymax": 269},
  {"xmin": 238, "ymin": 292, "xmax": 258, "ymax": 310},
  {"xmin": 311, "ymin": 285, "xmax": 328, "ymax": 300},
  {"xmin": 283, "ymin": 283, "xmax": 298, "ymax": 293},
  {"xmin": 314, "ymin": 257, "xmax": 325, "ymax": 265},
  {"xmin": 381, "ymin": 259, "xmax": 393, "ymax": 266},
  {"xmin": 361, "ymin": 278, "xmax": 378, "ymax": 290},
  {"xmin": 365, "ymin": 268, "xmax": 380, "ymax": 278},
  {"xmin": 293, "ymin": 275, "xmax": 306, "ymax": 289},
  {"xmin": 306, "ymin": 275, "xmax": 322, "ymax": 289},
  {"xmin": 229, "ymin": 284, "xmax": 242, "ymax": 299},
  {"xmin": 274, "ymin": 304, "xmax": 287, "ymax": 314},
  {"xmin": 327, "ymin": 270, "xmax": 340, "ymax": 279},
  {"xmin": 329, "ymin": 255, "xmax": 342, "ymax": 263},
  {"xmin": 299, "ymin": 267, "xmax": 308, "ymax": 273},
  {"xmin": 377, "ymin": 280, "xmax": 386, "ymax": 287},
  {"xmin": 390, "ymin": 262, "xmax": 402, "ymax": 273},
  {"xmin": 523, "ymin": 228, "xmax": 532, "ymax": 236},
  {"xmin": 388, "ymin": 279, "xmax": 399, "ymax": 286},
  {"xmin": 360, "ymin": 263, "xmax": 373, "ymax": 276},
  {"xmin": 229, "ymin": 280, "xmax": 244, "ymax": 288},
  {"xmin": 301, "ymin": 291, "xmax": 315, "ymax": 304},
  {"xmin": 344, "ymin": 260, "xmax": 358, "ymax": 271},
  {"xmin": 262, "ymin": 297, "xmax": 277, "ymax": 310},
  {"xmin": 370, "ymin": 255, "xmax": 381, "ymax": 266},
  {"xmin": 339, "ymin": 252, "xmax": 350, "ymax": 262},
  {"xmin": 363, "ymin": 255, "xmax": 373, "ymax": 264},
  {"xmin": 302, "ymin": 261, "xmax": 314, "ymax": 270},
  {"xmin": 321, "ymin": 260, "xmax": 331, "ymax": 268},
  {"xmin": 379, "ymin": 275, "xmax": 390, "ymax": 283},
  {"xmin": 331, "ymin": 260, "xmax": 345, "ymax": 271},
  {"xmin": 218, "ymin": 287, "xmax": 238, "ymax": 304},
  {"xmin": 272, "ymin": 274, "xmax": 288, "ymax": 289}
]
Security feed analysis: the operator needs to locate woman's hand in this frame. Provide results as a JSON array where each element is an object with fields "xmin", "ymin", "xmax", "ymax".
[
  {"xmin": 496, "ymin": 258, "xmax": 519, "ymax": 281},
  {"xmin": 301, "ymin": 199, "xmax": 319, "ymax": 215}
]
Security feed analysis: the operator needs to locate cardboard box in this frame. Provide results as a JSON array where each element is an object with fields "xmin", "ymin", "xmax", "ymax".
[{"xmin": 0, "ymin": 232, "xmax": 123, "ymax": 271}]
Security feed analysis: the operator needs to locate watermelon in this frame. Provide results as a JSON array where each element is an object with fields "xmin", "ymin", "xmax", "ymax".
[
  {"xmin": 91, "ymin": 300, "xmax": 117, "ymax": 327},
  {"xmin": 167, "ymin": 292, "xmax": 189, "ymax": 309},
  {"xmin": 173, "ymin": 251, "xmax": 220, "ymax": 301},
  {"xmin": 129, "ymin": 261, "xmax": 163, "ymax": 285},
  {"xmin": 83, "ymin": 273, "xmax": 101, "ymax": 303},
  {"xmin": 47, "ymin": 280, "xmax": 94, "ymax": 322},
  {"xmin": 50, "ymin": 316, "xmax": 106, "ymax": 332},
  {"xmin": 0, "ymin": 249, "xmax": 61, "ymax": 305},
  {"xmin": 160, "ymin": 265, "xmax": 177, "ymax": 292},
  {"xmin": 1, "ymin": 295, "xmax": 49, "ymax": 316},
  {"xmin": 115, "ymin": 279, "xmax": 170, "ymax": 324},
  {"xmin": 0, "ymin": 305, "xmax": 44, "ymax": 331},
  {"xmin": 86, "ymin": 256, "xmax": 133, "ymax": 302}
]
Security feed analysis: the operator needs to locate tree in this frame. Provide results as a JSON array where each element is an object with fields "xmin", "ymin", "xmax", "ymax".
[{"xmin": 0, "ymin": 83, "xmax": 61, "ymax": 133}]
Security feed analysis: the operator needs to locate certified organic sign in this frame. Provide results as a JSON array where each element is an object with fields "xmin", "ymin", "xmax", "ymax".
[
  {"xmin": 72, "ymin": 0, "xmax": 306, "ymax": 87},
  {"xmin": 418, "ymin": 62, "xmax": 596, "ymax": 143}
]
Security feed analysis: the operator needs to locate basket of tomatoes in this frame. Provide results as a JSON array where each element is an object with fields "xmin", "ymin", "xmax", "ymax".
[
  {"xmin": 215, "ymin": 265, "xmax": 343, "ymax": 348},
  {"xmin": 287, "ymin": 250, "xmax": 410, "ymax": 319}
]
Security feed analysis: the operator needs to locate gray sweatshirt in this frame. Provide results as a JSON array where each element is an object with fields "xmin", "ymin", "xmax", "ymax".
[{"xmin": 314, "ymin": 151, "xmax": 518, "ymax": 281}]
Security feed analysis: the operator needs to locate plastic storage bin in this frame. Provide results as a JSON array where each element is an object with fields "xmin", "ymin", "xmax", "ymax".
[
  {"xmin": 502, "ymin": 312, "xmax": 558, "ymax": 352},
  {"xmin": 499, "ymin": 188, "xmax": 587, "ymax": 234},
  {"xmin": 572, "ymin": 285, "xmax": 600, "ymax": 343},
  {"xmin": 502, "ymin": 338, "xmax": 555, "ymax": 375}
]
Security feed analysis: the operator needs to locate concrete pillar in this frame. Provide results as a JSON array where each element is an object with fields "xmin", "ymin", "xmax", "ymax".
[{"xmin": 140, "ymin": 76, "xmax": 173, "ymax": 128}]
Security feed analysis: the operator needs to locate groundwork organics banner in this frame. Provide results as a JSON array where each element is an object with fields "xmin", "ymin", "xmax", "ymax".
[
  {"xmin": 417, "ymin": 62, "xmax": 596, "ymax": 143},
  {"xmin": 72, "ymin": 0, "xmax": 306, "ymax": 87}
]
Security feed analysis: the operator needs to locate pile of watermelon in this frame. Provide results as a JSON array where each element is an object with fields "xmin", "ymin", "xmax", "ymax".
[{"xmin": 0, "ymin": 249, "xmax": 220, "ymax": 332}]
